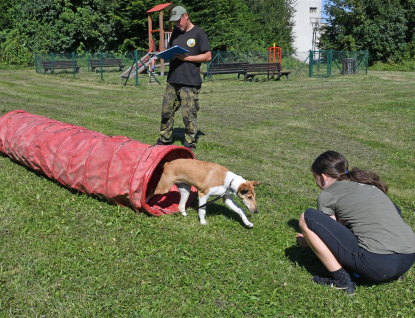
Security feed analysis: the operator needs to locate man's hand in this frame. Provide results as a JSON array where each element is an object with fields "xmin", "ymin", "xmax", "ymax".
[
  {"xmin": 173, "ymin": 51, "xmax": 211, "ymax": 63},
  {"xmin": 173, "ymin": 53, "xmax": 188, "ymax": 61}
]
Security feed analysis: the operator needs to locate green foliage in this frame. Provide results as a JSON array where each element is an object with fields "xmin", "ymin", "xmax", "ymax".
[
  {"xmin": 3, "ymin": 0, "xmax": 119, "ymax": 54},
  {"xmin": 320, "ymin": 0, "xmax": 415, "ymax": 64},
  {"xmin": 2, "ymin": 0, "xmax": 415, "ymax": 66},
  {"xmin": 184, "ymin": 0, "xmax": 294, "ymax": 52},
  {"xmin": 0, "ymin": 0, "xmax": 295, "ymax": 61},
  {"xmin": 0, "ymin": 29, "xmax": 33, "ymax": 66},
  {"xmin": 0, "ymin": 0, "xmax": 13, "ymax": 31},
  {"xmin": 110, "ymin": 0, "xmax": 155, "ymax": 52},
  {"xmin": 244, "ymin": 0, "xmax": 295, "ymax": 51},
  {"xmin": 369, "ymin": 60, "xmax": 415, "ymax": 71}
]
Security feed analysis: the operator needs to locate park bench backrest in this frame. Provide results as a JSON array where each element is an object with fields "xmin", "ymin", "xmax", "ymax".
[
  {"xmin": 42, "ymin": 60, "xmax": 78, "ymax": 68},
  {"xmin": 90, "ymin": 58, "xmax": 123, "ymax": 66},
  {"xmin": 209, "ymin": 63, "xmax": 244, "ymax": 72},
  {"xmin": 242, "ymin": 63, "xmax": 282, "ymax": 72}
]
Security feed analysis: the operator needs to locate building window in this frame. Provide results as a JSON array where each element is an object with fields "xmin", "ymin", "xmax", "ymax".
[{"xmin": 310, "ymin": 7, "xmax": 317, "ymax": 13}]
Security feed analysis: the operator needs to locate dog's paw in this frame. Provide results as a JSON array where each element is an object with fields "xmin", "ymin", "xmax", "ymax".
[
  {"xmin": 200, "ymin": 220, "xmax": 207, "ymax": 225},
  {"xmin": 246, "ymin": 222, "xmax": 254, "ymax": 228},
  {"xmin": 181, "ymin": 211, "xmax": 187, "ymax": 217}
]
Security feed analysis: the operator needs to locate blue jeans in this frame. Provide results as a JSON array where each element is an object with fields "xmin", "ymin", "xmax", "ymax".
[{"xmin": 304, "ymin": 208, "xmax": 415, "ymax": 282}]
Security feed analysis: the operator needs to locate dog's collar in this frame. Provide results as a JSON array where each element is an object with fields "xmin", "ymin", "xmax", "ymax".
[
  {"xmin": 227, "ymin": 178, "xmax": 235, "ymax": 191},
  {"xmin": 224, "ymin": 172, "xmax": 245, "ymax": 194},
  {"xmin": 226, "ymin": 175, "xmax": 244, "ymax": 194}
]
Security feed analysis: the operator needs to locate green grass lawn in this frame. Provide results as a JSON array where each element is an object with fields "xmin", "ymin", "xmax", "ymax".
[{"xmin": 0, "ymin": 69, "xmax": 414, "ymax": 317}]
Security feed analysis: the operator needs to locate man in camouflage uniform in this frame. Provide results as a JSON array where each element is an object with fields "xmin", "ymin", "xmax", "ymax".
[{"xmin": 156, "ymin": 6, "xmax": 211, "ymax": 151}]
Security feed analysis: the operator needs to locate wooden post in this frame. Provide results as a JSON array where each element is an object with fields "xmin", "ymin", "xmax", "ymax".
[
  {"xmin": 159, "ymin": 10, "xmax": 165, "ymax": 76},
  {"xmin": 148, "ymin": 13, "xmax": 153, "ymax": 52},
  {"xmin": 99, "ymin": 52, "xmax": 103, "ymax": 81}
]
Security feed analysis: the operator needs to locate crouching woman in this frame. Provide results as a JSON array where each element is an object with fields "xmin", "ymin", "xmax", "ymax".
[{"xmin": 297, "ymin": 150, "xmax": 415, "ymax": 294}]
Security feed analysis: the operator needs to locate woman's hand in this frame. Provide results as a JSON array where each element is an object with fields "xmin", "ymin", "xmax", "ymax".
[{"xmin": 296, "ymin": 233, "xmax": 309, "ymax": 248}]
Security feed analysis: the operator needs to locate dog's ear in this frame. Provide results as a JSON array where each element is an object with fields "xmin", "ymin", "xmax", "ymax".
[
  {"xmin": 250, "ymin": 181, "xmax": 261, "ymax": 187},
  {"xmin": 237, "ymin": 184, "xmax": 249, "ymax": 196}
]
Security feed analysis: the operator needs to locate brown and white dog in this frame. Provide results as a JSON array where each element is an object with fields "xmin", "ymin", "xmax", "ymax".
[{"xmin": 151, "ymin": 159, "xmax": 260, "ymax": 227}]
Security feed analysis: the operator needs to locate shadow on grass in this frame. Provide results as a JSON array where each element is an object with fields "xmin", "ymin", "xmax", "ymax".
[
  {"xmin": 285, "ymin": 218, "xmax": 327, "ymax": 277},
  {"xmin": 171, "ymin": 128, "xmax": 205, "ymax": 145},
  {"xmin": 284, "ymin": 218, "xmax": 404, "ymax": 287},
  {"xmin": 187, "ymin": 196, "xmax": 254, "ymax": 228}
]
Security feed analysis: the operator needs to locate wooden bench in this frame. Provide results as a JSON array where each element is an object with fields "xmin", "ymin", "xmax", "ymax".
[
  {"xmin": 90, "ymin": 58, "xmax": 125, "ymax": 72},
  {"xmin": 41, "ymin": 60, "xmax": 80, "ymax": 73},
  {"xmin": 200, "ymin": 62, "xmax": 245, "ymax": 79},
  {"xmin": 242, "ymin": 63, "xmax": 291, "ymax": 81}
]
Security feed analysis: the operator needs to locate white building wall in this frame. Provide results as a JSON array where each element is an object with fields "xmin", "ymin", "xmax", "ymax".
[{"xmin": 292, "ymin": 0, "xmax": 323, "ymax": 60}]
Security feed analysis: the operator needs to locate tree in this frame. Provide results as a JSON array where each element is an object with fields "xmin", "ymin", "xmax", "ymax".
[
  {"xmin": 176, "ymin": 0, "xmax": 257, "ymax": 51},
  {"xmin": 0, "ymin": 1, "xmax": 13, "ymax": 31},
  {"xmin": 4, "ymin": 0, "xmax": 120, "ymax": 53},
  {"xmin": 108, "ymin": 0, "xmax": 158, "ymax": 52},
  {"xmin": 320, "ymin": 0, "xmax": 412, "ymax": 63},
  {"xmin": 0, "ymin": 0, "xmax": 297, "ymax": 65},
  {"xmin": 400, "ymin": 0, "xmax": 415, "ymax": 60},
  {"xmin": 0, "ymin": 29, "xmax": 33, "ymax": 66},
  {"xmin": 174, "ymin": 0, "xmax": 294, "ymax": 52},
  {"xmin": 244, "ymin": 0, "xmax": 295, "ymax": 51}
]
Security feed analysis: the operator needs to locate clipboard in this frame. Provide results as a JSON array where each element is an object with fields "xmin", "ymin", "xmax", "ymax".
[{"xmin": 156, "ymin": 46, "xmax": 189, "ymax": 61}]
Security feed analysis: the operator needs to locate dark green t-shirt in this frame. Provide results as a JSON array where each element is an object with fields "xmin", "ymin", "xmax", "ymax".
[
  {"xmin": 318, "ymin": 180, "xmax": 415, "ymax": 254},
  {"xmin": 167, "ymin": 25, "xmax": 210, "ymax": 86}
]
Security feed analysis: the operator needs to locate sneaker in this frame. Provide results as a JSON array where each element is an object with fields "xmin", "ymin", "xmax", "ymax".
[
  {"xmin": 312, "ymin": 275, "xmax": 356, "ymax": 294},
  {"xmin": 184, "ymin": 142, "xmax": 196, "ymax": 151},
  {"xmin": 155, "ymin": 138, "xmax": 171, "ymax": 146}
]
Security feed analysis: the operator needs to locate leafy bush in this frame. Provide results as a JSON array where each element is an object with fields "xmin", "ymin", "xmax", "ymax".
[
  {"xmin": 369, "ymin": 60, "xmax": 415, "ymax": 71},
  {"xmin": 0, "ymin": 29, "xmax": 34, "ymax": 66}
]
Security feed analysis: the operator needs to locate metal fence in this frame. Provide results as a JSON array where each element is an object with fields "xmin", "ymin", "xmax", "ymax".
[
  {"xmin": 296, "ymin": 50, "xmax": 369, "ymax": 77},
  {"xmin": 207, "ymin": 50, "xmax": 303, "ymax": 71},
  {"xmin": 208, "ymin": 50, "xmax": 369, "ymax": 78},
  {"xmin": 34, "ymin": 51, "xmax": 155, "ymax": 86},
  {"xmin": 34, "ymin": 49, "xmax": 368, "ymax": 86}
]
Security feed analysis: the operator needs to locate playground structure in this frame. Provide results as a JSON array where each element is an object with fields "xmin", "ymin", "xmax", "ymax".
[
  {"xmin": 267, "ymin": 44, "xmax": 282, "ymax": 65},
  {"xmin": 120, "ymin": 51, "xmax": 160, "ymax": 84},
  {"xmin": 122, "ymin": 3, "xmax": 175, "ymax": 81}
]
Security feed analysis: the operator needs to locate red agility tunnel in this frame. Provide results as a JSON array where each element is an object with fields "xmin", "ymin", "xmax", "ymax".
[{"xmin": 0, "ymin": 110, "xmax": 197, "ymax": 216}]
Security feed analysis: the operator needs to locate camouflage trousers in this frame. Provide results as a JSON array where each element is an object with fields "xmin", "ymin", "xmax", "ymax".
[{"xmin": 159, "ymin": 82, "xmax": 201, "ymax": 145}]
